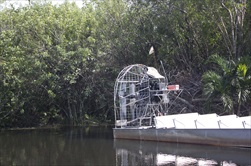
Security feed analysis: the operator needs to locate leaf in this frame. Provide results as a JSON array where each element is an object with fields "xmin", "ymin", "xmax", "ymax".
[
  {"xmin": 47, "ymin": 90, "xmax": 56, "ymax": 98},
  {"xmin": 237, "ymin": 64, "xmax": 247, "ymax": 78}
]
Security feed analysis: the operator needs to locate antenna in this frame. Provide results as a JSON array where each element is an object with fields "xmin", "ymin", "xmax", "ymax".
[{"xmin": 160, "ymin": 60, "xmax": 168, "ymax": 85}]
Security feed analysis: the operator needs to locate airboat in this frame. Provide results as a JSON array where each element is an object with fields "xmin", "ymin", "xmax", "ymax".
[{"xmin": 113, "ymin": 64, "xmax": 251, "ymax": 147}]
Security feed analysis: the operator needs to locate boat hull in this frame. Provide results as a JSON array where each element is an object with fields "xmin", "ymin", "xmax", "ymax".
[{"xmin": 113, "ymin": 128, "xmax": 251, "ymax": 147}]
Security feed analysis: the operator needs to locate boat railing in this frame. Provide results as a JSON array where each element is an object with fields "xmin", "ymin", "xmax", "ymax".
[
  {"xmin": 121, "ymin": 116, "xmax": 151, "ymax": 127},
  {"xmin": 146, "ymin": 103, "xmax": 163, "ymax": 116},
  {"xmin": 243, "ymin": 121, "xmax": 251, "ymax": 129},
  {"xmin": 172, "ymin": 118, "xmax": 186, "ymax": 128},
  {"xmin": 118, "ymin": 95, "xmax": 149, "ymax": 107},
  {"xmin": 116, "ymin": 120, "xmax": 127, "ymax": 127},
  {"xmin": 217, "ymin": 120, "xmax": 229, "ymax": 128},
  {"xmin": 194, "ymin": 120, "xmax": 205, "ymax": 129}
]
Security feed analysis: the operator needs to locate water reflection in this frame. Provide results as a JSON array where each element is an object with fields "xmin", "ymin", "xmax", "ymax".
[
  {"xmin": 0, "ymin": 127, "xmax": 116, "ymax": 165},
  {"xmin": 1, "ymin": 127, "xmax": 250, "ymax": 166},
  {"xmin": 114, "ymin": 139, "xmax": 251, "ymax": 166}
]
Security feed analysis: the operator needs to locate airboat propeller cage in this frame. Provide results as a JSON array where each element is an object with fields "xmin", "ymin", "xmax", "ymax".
[{"xmin": 114, "ymin": 64, "xmax": 178, "ymax": 127}]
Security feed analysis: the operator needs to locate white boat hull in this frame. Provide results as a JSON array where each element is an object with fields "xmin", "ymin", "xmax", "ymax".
[{"xmin": 113, "ymin": 128, "xmax": 251, "ymax": 147}]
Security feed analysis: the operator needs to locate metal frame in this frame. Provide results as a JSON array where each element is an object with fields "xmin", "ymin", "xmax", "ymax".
[{"xmin": 114, "ymin": 64, "xmax": 182, "ymax": 128}]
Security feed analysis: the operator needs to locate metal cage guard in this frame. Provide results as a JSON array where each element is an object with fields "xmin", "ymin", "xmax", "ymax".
[{"xmin": 114, "ymin": 64, "xmax": 182, "ymax": 128}]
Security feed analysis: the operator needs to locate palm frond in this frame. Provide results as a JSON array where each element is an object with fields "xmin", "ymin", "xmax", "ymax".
[
  {"xmin": 206, "ymin": 54, "xmax": 229, "ymax": 74},
  {"xmin": 202, "ymin": 71, "xmax": 222, "ymax": 97},
  {"xmin": 220, "ymin": 93, "xmax": 233, "ymax": 114}
]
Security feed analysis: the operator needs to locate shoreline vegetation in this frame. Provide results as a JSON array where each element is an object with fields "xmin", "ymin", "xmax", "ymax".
[
  {"xmin": 0, "ymin": 0, "xmax": 250, "ymax": 128},
  {"xmin": 1, "ymin": 122, "xmax": 114, "ymax": 131}
]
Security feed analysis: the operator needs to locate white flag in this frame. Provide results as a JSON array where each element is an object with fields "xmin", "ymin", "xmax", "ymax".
[{"xmin": 149, "ymin": 46, "xmax": 154, "ymax": 55}]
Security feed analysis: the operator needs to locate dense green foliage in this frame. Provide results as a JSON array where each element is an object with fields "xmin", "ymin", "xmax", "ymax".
[
  {"xmin": 0, "ymin": 0, "xmax": 250, "ymax": 128},
  {"xmin": 203, "ymin": 55, "xmax": 251, "ymax": 115}
]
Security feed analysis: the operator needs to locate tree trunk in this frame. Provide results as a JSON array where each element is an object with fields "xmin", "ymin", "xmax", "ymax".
[{"xmin": 67, "ymin": 97, "xmax": 73, "ymax": 125}]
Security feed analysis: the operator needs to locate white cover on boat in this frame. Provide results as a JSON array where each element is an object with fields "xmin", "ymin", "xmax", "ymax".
[
  {"xmin": 195, "ymin": 114, "xmax": 219, "ymax": 129},
  {"xmin": 154, "ymin": 113, "xmax": 251, "ymax": 129},
  {"xmin": 217, "ymin": 115, "xmax": 239, "ymax": 128},
  {"xmin": 147, "ymin": 67, "xmax": 165, "ymax": 79},
  {"xmin": 154, "ymin": 113, "xmax": 199, "ymax": 129}
]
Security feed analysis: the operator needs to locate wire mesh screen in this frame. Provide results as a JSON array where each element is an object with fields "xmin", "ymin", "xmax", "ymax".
[
  {"xmin": 114, "ymin": 64, "xmax": 151, "ymax": 127},
  {"xmin": 114, "ymin": 64, "xmax": 182, "ymax": 128}
]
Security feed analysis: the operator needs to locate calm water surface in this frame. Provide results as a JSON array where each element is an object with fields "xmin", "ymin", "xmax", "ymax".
[{"xmin": 0, "ymin": 126, "xmax": 250, "ymax": 166}]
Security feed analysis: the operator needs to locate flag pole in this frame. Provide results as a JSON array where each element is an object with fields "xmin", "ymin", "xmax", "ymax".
[{"xmin": 149, "ymin": 46, "xmax": 168, "ymax": 85}]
